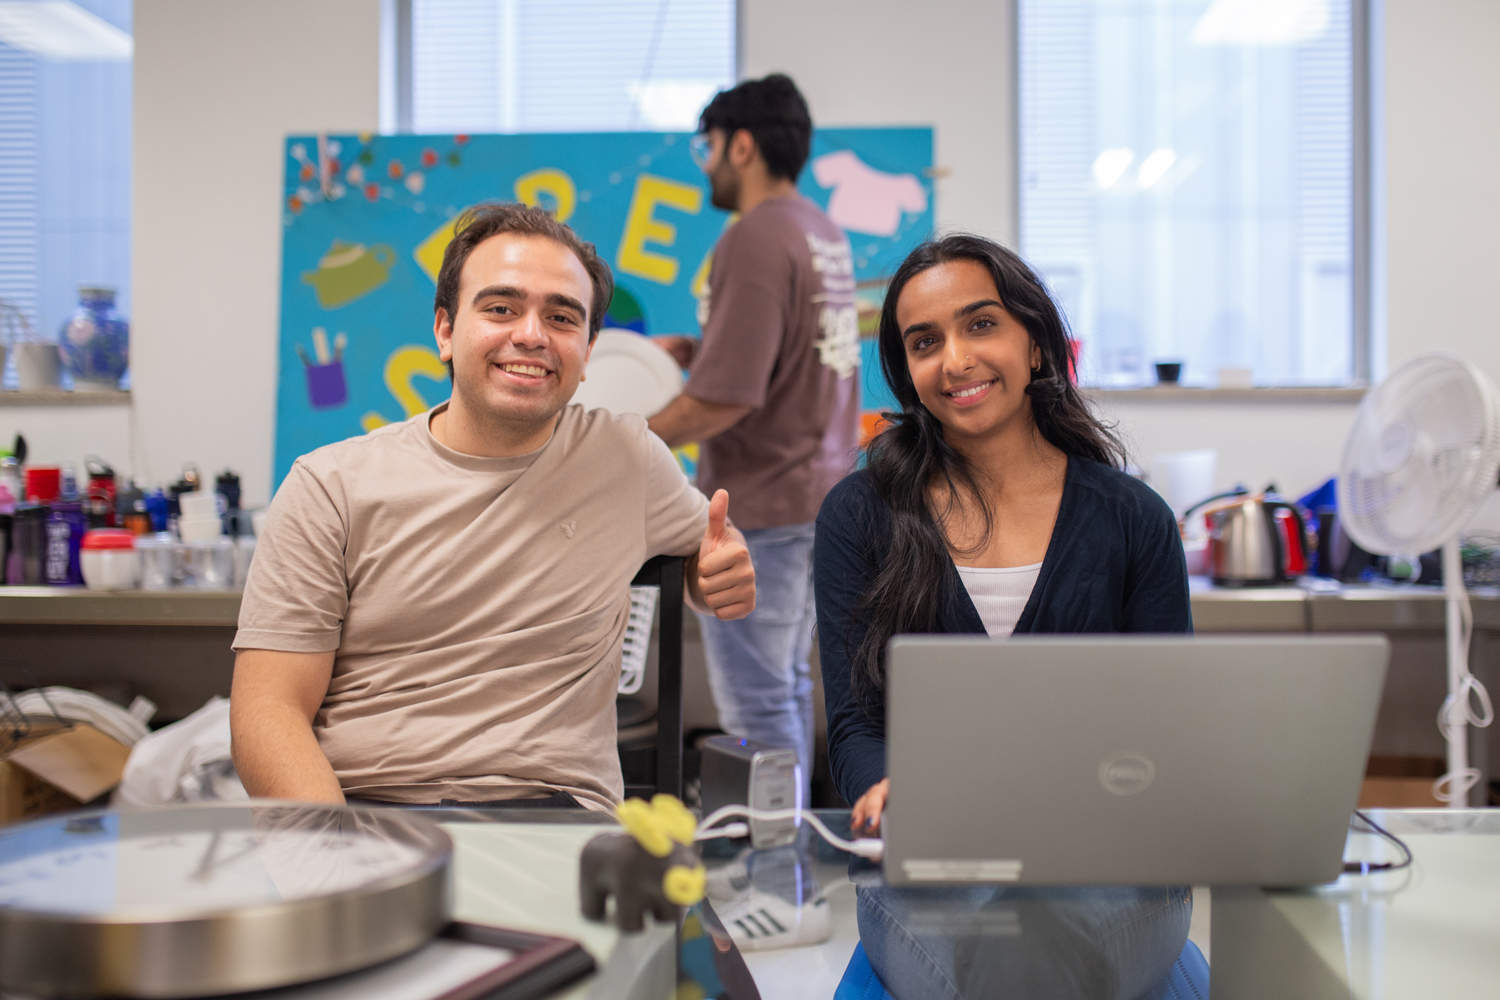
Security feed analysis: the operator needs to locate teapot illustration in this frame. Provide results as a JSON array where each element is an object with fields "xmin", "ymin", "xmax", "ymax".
[{"xmin": 302, "ymin": 240, "xmax": 395, "ymax": 308}]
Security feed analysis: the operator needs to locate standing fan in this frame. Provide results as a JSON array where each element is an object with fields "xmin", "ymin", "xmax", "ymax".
[{"xmin": 1340, "ymin": 352, "xmax": 1500, "ymax": 806}]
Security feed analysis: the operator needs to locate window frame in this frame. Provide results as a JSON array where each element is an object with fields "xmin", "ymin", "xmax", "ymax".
[
  {"xmin": 1012, "ymin": 0, "xmax": 1376, "ymax": 393},
  {"xmin": 380, "ymin": 0, "xmax": 739, "ymax": 136}
]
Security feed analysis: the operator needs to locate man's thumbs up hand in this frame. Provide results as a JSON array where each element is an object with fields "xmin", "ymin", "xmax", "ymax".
[
  {"xmin": 704, "ymin": 489, "xmax": 730, "ymax": 551},
  {"xmin": 696, "ymin": 490, "xmax": 755, "ymax": 620}
]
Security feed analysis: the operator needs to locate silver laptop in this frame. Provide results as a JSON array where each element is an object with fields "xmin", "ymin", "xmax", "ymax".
[{"xmin": 883, "ymin": 635, "xmax": 1388, "ymax": 887}]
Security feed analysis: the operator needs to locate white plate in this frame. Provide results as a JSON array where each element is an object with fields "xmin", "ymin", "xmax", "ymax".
[{"xmin": 569, "ymin": 329, "xmax": 684, "ymax": 417}]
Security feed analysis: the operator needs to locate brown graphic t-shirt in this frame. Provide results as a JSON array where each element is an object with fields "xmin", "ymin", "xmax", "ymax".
[{"xmin": 686, "ymin": 196, "xmax": 862, "ymax": 529}]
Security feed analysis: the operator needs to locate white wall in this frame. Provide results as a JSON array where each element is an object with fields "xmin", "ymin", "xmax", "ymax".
[
  {"xmin": 1384, "ymin": 0, "xmax": 1500, "ymax": 380},
  {"xmin": 0, "ymin": 403, "xmax": 132, "ymax": 477},
  {"xmin": 127, "ymin": 0, "xmax": 380, "ymax": 505},
  {"xmin": 741, "ymin": 0, "xmax": 1016, "ymax": 244},
  {"xmin": 1092, "ymin": 397, "xmax": 1359, "ymax": 499}
]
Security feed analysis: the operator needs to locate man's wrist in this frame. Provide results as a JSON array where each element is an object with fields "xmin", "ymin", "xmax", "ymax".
[{"xmin": 683, "ymin": 553, "xmax": 713, "ymax": 615}]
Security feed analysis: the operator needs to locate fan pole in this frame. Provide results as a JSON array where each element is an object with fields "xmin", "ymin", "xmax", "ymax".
[{"xmin": 1443, "ymin": 538, "xmax": 1470, "ymax": 808}]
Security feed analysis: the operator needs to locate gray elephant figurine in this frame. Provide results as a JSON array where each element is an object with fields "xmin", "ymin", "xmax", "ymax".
[{"xmin": 580, "ymin": 794, "xmax": 707, "ymax": 932}]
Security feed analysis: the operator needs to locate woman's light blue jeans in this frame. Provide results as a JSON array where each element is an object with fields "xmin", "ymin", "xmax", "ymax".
[
  {"xmin": 857, "ymin": 879, "xmax": 1192, "ymax": 1000},
  {"xmin": 696, "ymin": 521, "xmax": 818, "ymax": 796}
]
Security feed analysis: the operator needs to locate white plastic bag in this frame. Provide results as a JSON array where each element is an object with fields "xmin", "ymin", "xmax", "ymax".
[{"xmin": 114, "ymin": 696, "xmax": 247, "ymax": 806}]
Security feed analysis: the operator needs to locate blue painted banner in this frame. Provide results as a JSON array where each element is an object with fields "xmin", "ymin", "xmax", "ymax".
[{"xmin": 275, "ymin": 128, "xmax": 933, "ymax": 488}]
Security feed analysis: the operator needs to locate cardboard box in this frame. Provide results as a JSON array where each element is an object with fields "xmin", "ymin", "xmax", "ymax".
[
  {"xmin": 1358, "ymin": 777, "xmax": 1443, "ymax": 808},
  {"xmin": 0, "ymin": 720, "xmax": 131, "ymax": 826},
  {"xmin": 1357, "ymin": 754, "xmax": 1444, "ymax": 809}
]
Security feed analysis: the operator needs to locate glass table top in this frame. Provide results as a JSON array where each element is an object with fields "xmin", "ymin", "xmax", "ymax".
[{"xmin": 430, "ymin": 806, "xmax": 1500, "ymax": 1000}]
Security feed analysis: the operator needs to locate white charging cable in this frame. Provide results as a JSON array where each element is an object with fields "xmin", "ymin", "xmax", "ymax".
[
  {"xmin": 695, "ymin": 804, "xmax": 884, "ymax": 861},
  {"xmin": 1433, "ymin": 582, "xmax": 1495, "ymax": 803}
]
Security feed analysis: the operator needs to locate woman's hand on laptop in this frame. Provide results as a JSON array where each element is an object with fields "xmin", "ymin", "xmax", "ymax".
[
  {"xmin": 851, "ymin": 778, "xmax": 890, "ymax": 836},
  {"xmin": 694, "ymin": 489, "xmax": 756, "ymax": 620}
]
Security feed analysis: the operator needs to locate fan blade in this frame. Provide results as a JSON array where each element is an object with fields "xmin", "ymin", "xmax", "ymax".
[
  {"xmin": 1369, "ymin": 462, "xmax": 1440, "ymax": 545},
  {"xmin": 1407, "ymin": 381, "xmax": 1484, "ymax": 452}
]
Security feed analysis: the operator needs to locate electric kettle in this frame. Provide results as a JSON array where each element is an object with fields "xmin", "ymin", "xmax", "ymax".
[{"xmin": 1194, "ymin": 489, "xmax": 1311, "ymax": 587}]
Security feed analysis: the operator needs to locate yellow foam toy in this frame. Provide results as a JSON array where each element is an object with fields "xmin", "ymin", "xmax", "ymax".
[
  {"xmin": 662, "ymin": 863, "xmax": 707, "ymax": 906},
  {"xmin": 615, "ymin": 794, "xmax": 699, "ymax": 858}
]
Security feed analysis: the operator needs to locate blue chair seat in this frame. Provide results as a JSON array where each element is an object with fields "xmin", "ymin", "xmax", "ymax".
[
  {"xmin": 833, "ymin": 939, "xmax": 1209, "ymax": 1000},
  {"xmin": 833, "ymin": 941, "xmax": 892, "ymax": 1000}
]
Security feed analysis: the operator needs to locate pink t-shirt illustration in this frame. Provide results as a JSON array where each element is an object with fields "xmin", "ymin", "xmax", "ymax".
[{"xmin": 811, "ymin": 150, "xmax": 927, "ymax": 237}]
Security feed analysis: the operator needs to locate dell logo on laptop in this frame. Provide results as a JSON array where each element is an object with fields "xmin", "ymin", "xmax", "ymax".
[{"xmin": 1099, "ymin": 753, "xmax": 1156, "ymax": 795}]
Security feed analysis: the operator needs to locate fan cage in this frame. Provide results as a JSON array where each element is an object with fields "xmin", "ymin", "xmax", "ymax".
[{"xmin": 1339, "ymin": 353, "xmax": 1500, "ymax": 556}]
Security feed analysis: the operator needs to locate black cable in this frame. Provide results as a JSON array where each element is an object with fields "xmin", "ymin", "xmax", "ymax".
[{"xmin": 1342, "ymin": 810, "xmax": 1414, "ymax": 875}]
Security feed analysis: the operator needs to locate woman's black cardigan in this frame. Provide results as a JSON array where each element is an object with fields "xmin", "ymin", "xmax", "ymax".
[{"xmin": 813, "ymin": 456, "xmax": 1194, "ymax": 807}]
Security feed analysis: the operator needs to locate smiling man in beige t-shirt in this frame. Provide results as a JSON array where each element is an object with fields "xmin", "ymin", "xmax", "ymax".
[{"xmin": 229, "ymin": 203, "xmax": 756, "ymax": 811}]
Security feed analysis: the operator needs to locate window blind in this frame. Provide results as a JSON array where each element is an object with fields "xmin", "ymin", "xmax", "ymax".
[
  {"xmin": 0, "ymin": 0, "xmax": 131, "ymax": 387},
  {"xmin": 411, "ymin": 0, "xmax": 736, "ymax": 135},
  {"xmin": 0, "ymin": 43, "xmax": 39, "ymax": 331},
  {"xmin": 1019, "ymin": 0, "xmax": 1357, "ymax": 388}
]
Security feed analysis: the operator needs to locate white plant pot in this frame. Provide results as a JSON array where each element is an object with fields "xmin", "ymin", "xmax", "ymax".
[{"xmin": 15, "ymin": 343, "xmax": 62, "ymax": 392}]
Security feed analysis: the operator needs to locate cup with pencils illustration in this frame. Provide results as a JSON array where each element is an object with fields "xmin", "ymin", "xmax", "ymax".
[{"xmin": 300, "ymin": 327, "xmax": 348, "ymax": 409}]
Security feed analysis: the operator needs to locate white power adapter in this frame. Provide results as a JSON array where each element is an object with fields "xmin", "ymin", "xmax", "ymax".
[{"xmin": 699, "ymin": 735, "xmax": 802, "ymax": 849}]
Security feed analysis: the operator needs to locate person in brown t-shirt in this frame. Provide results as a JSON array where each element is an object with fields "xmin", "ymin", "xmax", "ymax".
[{"xmin": 648, "ymin": 79, "xmax": 860, "ymax": 930}]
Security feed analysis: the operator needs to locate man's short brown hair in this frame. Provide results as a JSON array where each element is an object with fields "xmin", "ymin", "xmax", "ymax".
[{"xmin": 434, "ymin": 201, "xmax": 614, "ymax": 342}]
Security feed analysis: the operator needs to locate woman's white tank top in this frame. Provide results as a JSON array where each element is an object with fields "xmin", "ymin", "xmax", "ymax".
[{"xmin": 954, "ymin": 562, "xmax": 1043, "ymax": 637}]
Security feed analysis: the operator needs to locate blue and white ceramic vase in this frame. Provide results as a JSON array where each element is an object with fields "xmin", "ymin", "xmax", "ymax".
[{"xmin": 59, "ymin": 286, "xmax": 129, "ymax": 391}]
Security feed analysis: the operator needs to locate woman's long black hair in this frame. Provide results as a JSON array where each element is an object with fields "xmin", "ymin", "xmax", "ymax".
[{"xmin": 849, "ymin": 234, "xmax": 1125, "ymax": 709}]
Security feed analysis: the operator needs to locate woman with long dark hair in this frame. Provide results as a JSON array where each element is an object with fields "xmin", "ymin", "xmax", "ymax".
[{"xmin": 814, "ymin": 235, "xmax": 1193, "ymax": 998}]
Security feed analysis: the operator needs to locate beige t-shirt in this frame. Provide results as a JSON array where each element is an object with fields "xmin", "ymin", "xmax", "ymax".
[{"xmin": 234, "ymin": 403, "xmax": 709, "ymax": 811}]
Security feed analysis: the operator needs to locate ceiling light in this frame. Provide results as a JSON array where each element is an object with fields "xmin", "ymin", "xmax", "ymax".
[
  {"xmin": 1166, "ymin": 153, "xmax": 1203, "ymax": 190},
  {"xmin": 627, "ymin": 80, "xmax": 723, "ymax": 130},
  {"xmin": 1191, "ymin": 0, "xmax": 1330, "ymax": 47},
  {"xmin": 1092, "ymin": 148, "xmax": 1134, "ymax": 189},
  {"xmin": 0, "ymin": 1, "xmax": 131, "ymax": 61},
  {"xmin": 1137, "ymin": 148, "xmax": 1178, "ymax": 189}
]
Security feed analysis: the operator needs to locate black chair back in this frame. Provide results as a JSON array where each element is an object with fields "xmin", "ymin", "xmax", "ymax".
[{"xmin": 625, "ymin": 555, "xmax": 684, "ymax": 800}]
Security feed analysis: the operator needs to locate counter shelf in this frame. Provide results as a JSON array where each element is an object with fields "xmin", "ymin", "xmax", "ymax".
[{"xmin": 0, "ymin": 582, "xmax": 1495, "ymax": 799}]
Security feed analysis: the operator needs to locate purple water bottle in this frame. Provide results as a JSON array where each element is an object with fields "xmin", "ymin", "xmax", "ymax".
[
  {"xmin": 9, "ymin": 505, "xmax": 46, "ymax": 584},
  {"xmin": 45, "ymin": 497, "xmax": 86, "ymax": 585}
]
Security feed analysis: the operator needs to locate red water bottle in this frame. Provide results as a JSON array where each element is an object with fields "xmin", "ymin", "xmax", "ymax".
[
  {"xmin": 86, "ymin": 459, "xmax": 117, "ymax": 528},
  {"xmin": 24, "ymin": 466, "xmax": 60, "ymax": 503}
]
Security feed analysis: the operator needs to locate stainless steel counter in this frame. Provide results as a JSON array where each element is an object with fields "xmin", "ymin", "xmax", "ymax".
[
  {"xmin": 0, "ymin": 587, "xmax": 242, "ymax": 626},
  {"xmin": 0, "ymin": 582, "xmax": 1494, "ymax": 801},
  {"xmin": 0, "ymin": 588, "xmax": 242, "ymax": 719},
  {"xmin": 1189, "ymin": 581, "xmax": 1310, "ymax": 631},
  {"xmin": 1187, "ymin": 577, "xmax": 1500, "ymax": 633},
  {"xmin": 1, "ymin": 579, "xmax": 1488, "ymax": 630}
]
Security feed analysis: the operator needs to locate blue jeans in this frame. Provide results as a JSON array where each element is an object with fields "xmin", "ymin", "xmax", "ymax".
[
  {"xmin": 696, "ymin": 522, "xmax": 817, "ymax": 795},
  {"xmin": 857, "ymin": 880, "xmax": 1192, "ymax": 1000}
]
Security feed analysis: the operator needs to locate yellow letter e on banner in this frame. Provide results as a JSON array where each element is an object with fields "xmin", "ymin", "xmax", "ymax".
[{"xmin": 616, "ymin": 174, "xmax": 703, "ymax": 285}]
